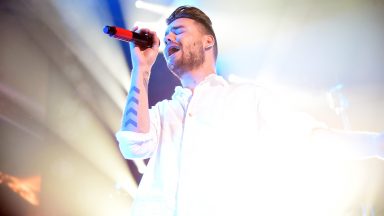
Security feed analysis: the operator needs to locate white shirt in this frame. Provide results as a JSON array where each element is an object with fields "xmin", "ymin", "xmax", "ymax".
[{"xmin": 116, "ymin": 74, "xmax": 324, "ymax": 216}]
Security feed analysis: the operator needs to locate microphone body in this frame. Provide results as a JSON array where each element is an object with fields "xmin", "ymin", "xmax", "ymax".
[{"xmin": 103, "ymin": 25, "xmax": 153, "ymax": 48}]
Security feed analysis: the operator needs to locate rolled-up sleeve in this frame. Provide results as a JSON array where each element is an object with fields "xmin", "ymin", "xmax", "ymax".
[{"xmin": 116, "ymin": 105, "xmax": 161, "ymax": 159}]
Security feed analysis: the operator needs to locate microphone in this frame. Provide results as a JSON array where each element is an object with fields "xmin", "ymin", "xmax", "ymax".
[{"xmin": 103, "ymin": 25, "xmax": 154, "ymax": 48}]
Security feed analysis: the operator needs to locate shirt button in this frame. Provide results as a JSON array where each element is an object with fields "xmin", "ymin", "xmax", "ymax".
[{"xmin": 188, "ymin": 113, "xmax": 192, "ymax": 117}]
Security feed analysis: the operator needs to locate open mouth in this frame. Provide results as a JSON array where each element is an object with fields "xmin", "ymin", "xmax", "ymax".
[{"xmin": 167, "ymin": 46, "xmax": 180, "ymax": 57}]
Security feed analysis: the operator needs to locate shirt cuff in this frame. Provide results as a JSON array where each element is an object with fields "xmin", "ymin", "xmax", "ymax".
[{"xmin": 115, "ymin": 130, "xmax": 153, "ymax": 145}]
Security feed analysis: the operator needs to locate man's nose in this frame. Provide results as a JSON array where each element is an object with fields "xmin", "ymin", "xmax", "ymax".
[{"xmin": 164, "ymin": 33, "xmax": 175, "ymax": 45}]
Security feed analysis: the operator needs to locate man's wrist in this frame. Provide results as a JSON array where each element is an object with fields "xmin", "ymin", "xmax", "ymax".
[{"xmin": 131, "ymin": 67, "xmax": 151, "ymax": 81}]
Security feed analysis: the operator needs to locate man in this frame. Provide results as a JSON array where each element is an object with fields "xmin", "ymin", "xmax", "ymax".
[{"xmin": 116, "ymin": 6, "xmax": 383, "ymax": 216}]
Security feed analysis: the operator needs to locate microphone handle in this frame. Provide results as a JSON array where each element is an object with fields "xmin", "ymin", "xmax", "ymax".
[{"xmin": 103, "ymin": 25, "xmax": 153, "ymax": 48}]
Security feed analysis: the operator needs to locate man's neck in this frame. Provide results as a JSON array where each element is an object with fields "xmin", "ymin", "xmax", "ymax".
[{"xmin": 180, "ymin": 69, "xmax": 215, "ymax": 92}]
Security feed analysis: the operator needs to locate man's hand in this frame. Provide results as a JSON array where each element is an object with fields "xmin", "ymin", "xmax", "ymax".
[{"xmin": 129, "ymin": 27, "xmax": 160, "ymax": 73}]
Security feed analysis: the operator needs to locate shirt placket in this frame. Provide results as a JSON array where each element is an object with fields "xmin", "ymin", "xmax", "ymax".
[{"xmin": 174, "ymin": 86, "xmax": 203, "ymax": 216}]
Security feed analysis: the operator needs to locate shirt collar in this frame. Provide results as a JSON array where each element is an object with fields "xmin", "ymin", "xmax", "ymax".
[
  {"xmin": 198, "ymin": 73, "xmax": 228, "ymax": 87},
  {"xmin": 172, "ymin": 74, "xmax": 227, "ymax": 102}
]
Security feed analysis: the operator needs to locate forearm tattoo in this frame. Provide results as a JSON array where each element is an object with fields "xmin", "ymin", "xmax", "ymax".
[
  {"xmin": 122, "ymin": 73, "xmax": 150, "ymax": 130},
  {"xmin": 123, "ymin": 86, "xmax": 140, "ymax": 129}
]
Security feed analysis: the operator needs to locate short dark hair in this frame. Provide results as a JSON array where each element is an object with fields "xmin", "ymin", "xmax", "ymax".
[{"xmin": 166, "ymin": 6, "xmax": 218, "ymax": 60}]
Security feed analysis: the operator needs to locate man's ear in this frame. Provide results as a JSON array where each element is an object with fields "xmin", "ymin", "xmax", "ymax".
[{"xmin": 204, "ymin": 35, "xmax": 215, "ymax": 50}]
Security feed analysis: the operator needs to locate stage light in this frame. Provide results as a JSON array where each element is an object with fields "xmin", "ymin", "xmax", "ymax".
[
  {"xmin": 135, "ymin": 0, "xmax": 170, "ymax": 14},
  {"xmin": 0, "ymin": 172, "xmax": 41, "ymax": 206},
  {"xmin": 22, "ymin": 1, "xmax": 141, "ymax": 215}
]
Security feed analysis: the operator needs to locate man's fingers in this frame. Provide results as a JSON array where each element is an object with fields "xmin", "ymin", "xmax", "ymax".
[
  {"xmin": 131, "ymin": 26, "xmax": 139, "ymax": 32},
  {"xmin": 150, "ymin": 31, "xmax": 161, "ymax": 48},
  {"xmin": 131, "ymin": 27, "xmax": 160, "ymax": 48}
]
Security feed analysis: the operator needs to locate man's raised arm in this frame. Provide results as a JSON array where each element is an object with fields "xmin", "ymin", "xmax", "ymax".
[
  {"xmin": 120, "ymin": 27, "xmax": 160, "ymax": 133},
  {"xmin": 116, "ymin": 27, "xmax": 160, "ymax": 159}
]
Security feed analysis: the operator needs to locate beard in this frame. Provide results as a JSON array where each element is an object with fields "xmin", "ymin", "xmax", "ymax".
[{"xmin": 167, "ymin": 41, "xmax": 205, "ymax": 78}]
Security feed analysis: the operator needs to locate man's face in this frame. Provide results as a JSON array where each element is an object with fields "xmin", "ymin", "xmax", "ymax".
[{"xmin": 164, "ymin": 18, "xmax": 205, "ymax": 77}]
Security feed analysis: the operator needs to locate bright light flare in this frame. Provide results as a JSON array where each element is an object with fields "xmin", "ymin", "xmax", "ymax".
[
  {"xmin": 224, "ymin": 75, "xmax": 382, "ymax": 214},
  {"xmin": 50, "ymin": 0, "xmax": 130, "ymax": 107},
  {"xmin": 0, "ymin": 172, "xmax": 41, "ymax": 206}
]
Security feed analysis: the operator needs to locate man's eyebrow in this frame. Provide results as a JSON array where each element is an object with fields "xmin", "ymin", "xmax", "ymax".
[{"xmin": 165, "ymin": 25, "xmax": 185, "ymax": 36}]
